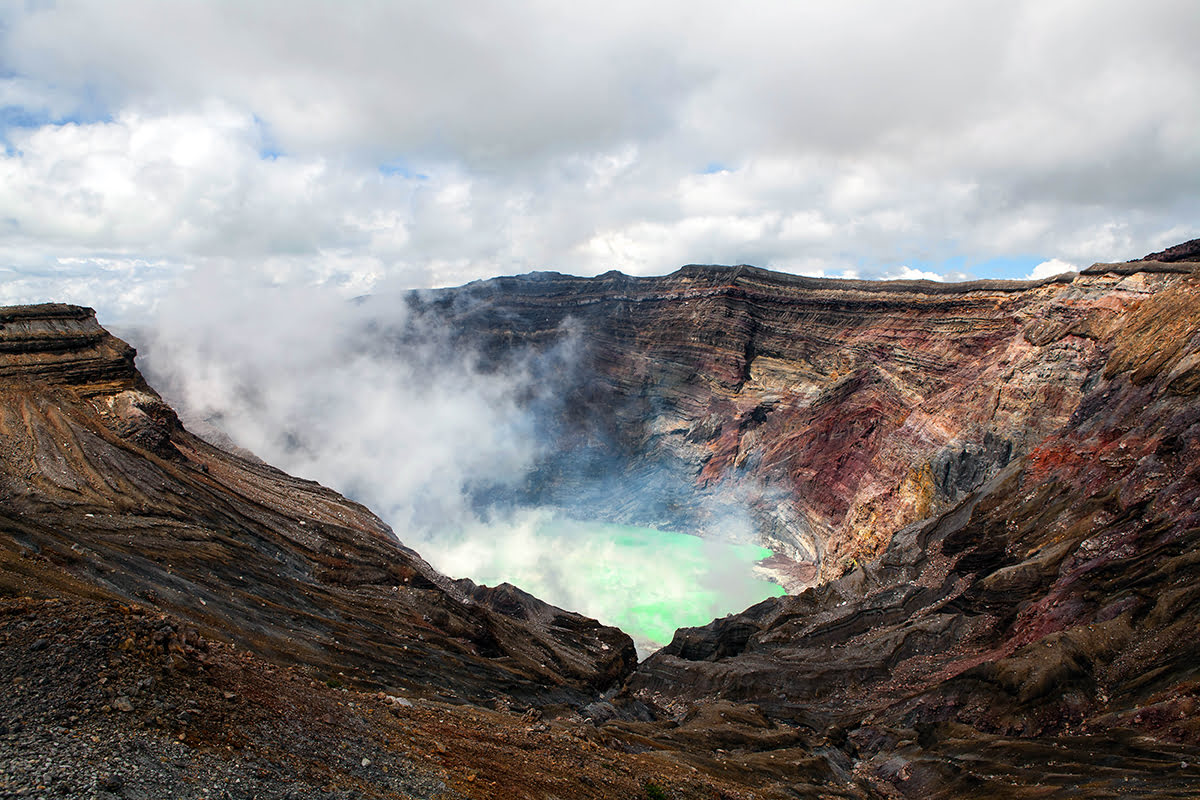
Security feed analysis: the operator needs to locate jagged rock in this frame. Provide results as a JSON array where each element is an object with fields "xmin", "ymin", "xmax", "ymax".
[{"xmin": 1140, "ymin": 236, "xmax": 1200, "ymax": 263}]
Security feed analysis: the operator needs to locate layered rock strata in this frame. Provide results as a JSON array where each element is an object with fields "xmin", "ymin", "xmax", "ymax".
[
  {"xmin": 413, "ymin": 254, "xmax": 1189, "ymax": 584},
  {"xmin": 622, "ymin": 252, "xmax": 1200, "ymax": 796}
]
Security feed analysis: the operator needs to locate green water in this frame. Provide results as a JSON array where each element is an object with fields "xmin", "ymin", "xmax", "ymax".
[
  {"xmin": 437, "ymin": 516, "xmax": 785, "ymax": 652},
  {"xmin": 586, "ymin": 525, "xmax": 782, "ymax": 646}
]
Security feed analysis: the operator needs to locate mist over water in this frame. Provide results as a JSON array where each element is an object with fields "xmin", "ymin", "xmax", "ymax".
[
  {"xmin": 435, "ymin": 512, "xmax": 783, "ymax": 653},
  {"xmin": 132, "ymin": 274, "xmax": 782, "ymax": 652}
]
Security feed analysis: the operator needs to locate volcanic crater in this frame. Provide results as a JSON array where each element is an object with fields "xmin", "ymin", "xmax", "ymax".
[{"xmin": 3, "ymin": 239, "xmax": 1200, "ymax": 798}]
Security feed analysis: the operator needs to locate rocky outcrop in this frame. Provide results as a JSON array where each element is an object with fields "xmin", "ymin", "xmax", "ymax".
[
  {"xmin": 1139, "ymin": 236, "xmax": 1200, "ymax": 263},
  {"xmin": 0, "ymin": 303, "xmax": 140, "ymax": 388},
  {"xmin": 0, "ymin": 305, "xmax": 636, "ymax": 708}
]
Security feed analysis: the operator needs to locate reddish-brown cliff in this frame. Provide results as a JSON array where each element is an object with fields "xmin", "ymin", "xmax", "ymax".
[{"xmin": 619, "ymin": 253, "xmax": 1200, "ymax": 797}]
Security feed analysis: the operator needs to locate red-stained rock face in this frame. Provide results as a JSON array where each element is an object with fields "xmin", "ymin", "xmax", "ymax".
[{"xmin": 617, "ymin": 254, "xmax": 1200, "ymax": 794}]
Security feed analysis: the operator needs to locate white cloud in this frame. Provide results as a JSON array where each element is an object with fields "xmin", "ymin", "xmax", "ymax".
[
  {"xmin": 1026, "ymin": 258, "xmax": 1079, "ymax": 280},
  {"xmin": 0, "ymin": 0, "xmax": 1195, "ymax": 319},
  {"xmin": 883, "ymin": 266, "xmax": 948, "ymax": 282},
  {"xmin": 5, "ymin": 0, "xmax": 1198, "ymax": 649}
]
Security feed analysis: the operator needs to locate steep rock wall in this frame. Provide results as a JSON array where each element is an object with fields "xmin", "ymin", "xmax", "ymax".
[
  {"xmin": 620, "ymin": 257, "xmax": 1200, "ymax": 796},
  {"xmin": 417, "ymin": 261, "xmax": 1185, "ymax": 581}
]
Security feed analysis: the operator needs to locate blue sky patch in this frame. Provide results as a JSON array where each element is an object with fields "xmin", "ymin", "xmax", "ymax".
[
  {"xmin": 0, "ymin": 105, "xmax": 54, "ymax": 130},
  {"xmin": 253, "ymin": 114, "xmax": 283, "ymax": 160},
  {"xmin": 0, "ymin": 105, "xmax": 109, "ymax": 144},
  {"xmin": 378, "ymin": 160, "xmax": 428, "ymax": 180},
  {"xmin": 0, "ymin": 77, "xmax": 114, "ymax": 147},
  {"xmin": 901, "ymin": 254, "xmax": 1046, "ymax": 281},
  {"xmin": 964, "ymin": 254, "xmax": 1046, "ymax": 280}
]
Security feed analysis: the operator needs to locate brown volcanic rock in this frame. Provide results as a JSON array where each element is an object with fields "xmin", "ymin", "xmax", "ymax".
[
  {"xmin": 0, "ymin": 304, "xmax": 636, "ymax": 707},
  {"xmin": 0, "ymin": 303, "xmax": 136, "ymax": 387},
  {"xmin": 419, "ymin": 262, "xmax": 1189, "ymax": 581},
  {"xmin": 624, "ymin": 268, "xmax": 1200, "ymax": 796}
]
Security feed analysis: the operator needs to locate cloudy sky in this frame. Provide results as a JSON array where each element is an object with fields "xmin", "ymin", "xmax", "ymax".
[{"xmin": 2, "ymin": 0, "xmax": 1198, "ymax": 321}]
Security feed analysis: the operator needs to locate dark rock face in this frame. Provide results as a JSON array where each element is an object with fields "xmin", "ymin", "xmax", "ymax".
[
  {"xmin": 1140, "ymin": 236, "xmax": 1200, "ymax": 263},
  {"xmin": 0, "ymin": 304, "xmax": 636, "ymax": 707}
]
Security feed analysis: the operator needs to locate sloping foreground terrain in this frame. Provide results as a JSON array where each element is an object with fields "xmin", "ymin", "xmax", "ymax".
[{"xmin": 1, "ymin": 239, "xmax": 1200, "ymax": 798}]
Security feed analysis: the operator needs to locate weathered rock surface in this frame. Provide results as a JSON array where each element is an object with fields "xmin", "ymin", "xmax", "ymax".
[
  {"xmin": 620, "ymin": 254, "xmax": 1200, "ymax": 796},
  {"xmin": 407, "ymin": 245, "xmax": 1200, "ymax": 796},
  {"xmin": 0, "ymin": 304, "xmax": 636, "ymax": 708},
  {"xmin": 1139, "ymin": 235, "xmax": 1200, "ymax": 263},
  {"xmin": 413, "ymin": 255, "xmax": 1184, "ymax": 584},
  {"xmin": 0, "ymin": 595, "xmax": 794, "ymax": 799}
]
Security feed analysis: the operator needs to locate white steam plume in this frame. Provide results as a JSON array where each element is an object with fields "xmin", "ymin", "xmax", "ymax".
[{"xmin": 130, "ymin": 271, "xmax": 782, "ymax": 655}]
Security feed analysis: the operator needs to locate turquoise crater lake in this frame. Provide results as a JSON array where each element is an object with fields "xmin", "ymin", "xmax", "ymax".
[{"xmin": 424, "ymin": 514, "xmax": 786, "ymax": 655}]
